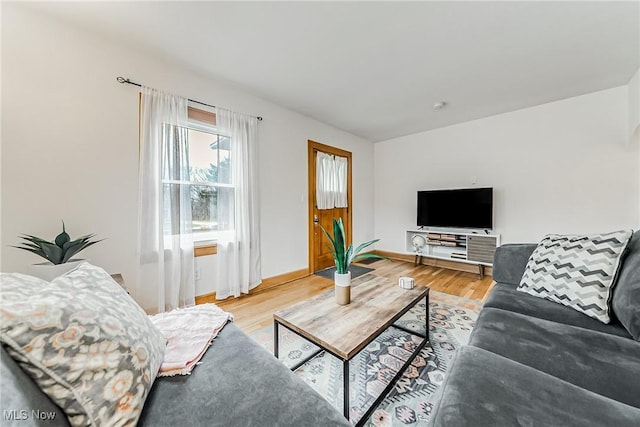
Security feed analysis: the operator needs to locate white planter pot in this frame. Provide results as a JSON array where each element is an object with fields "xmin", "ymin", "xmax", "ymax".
[
  {"xmin": 334, "ymin": 271, "xmax": 351, "ymax": 305},
  {"xmin": 28, "ymin": 259, "xmax": 86, "ymax": 281}
]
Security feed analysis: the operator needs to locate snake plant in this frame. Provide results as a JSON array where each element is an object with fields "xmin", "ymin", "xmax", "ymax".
[
  {"xmin": 13, "ymin": 222, "xmax": 103, "ymax": 265},
  {"xmin": 320, "ymin": 218, "xmax": 389, "ymax": 274}
]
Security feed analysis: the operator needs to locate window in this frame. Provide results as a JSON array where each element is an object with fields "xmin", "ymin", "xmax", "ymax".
[
  {"xmin": 187, "ymin": 127, "xmax": 232, "ymax": 241},
  {"xmin": 161, "ymin": 107, "xmax": 230, "ymax": 244}
]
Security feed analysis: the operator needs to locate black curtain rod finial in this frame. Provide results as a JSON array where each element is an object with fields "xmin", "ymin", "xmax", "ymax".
[{"xmin": 117, "ymin": 76, "xmax": 141, "ymax": 87}]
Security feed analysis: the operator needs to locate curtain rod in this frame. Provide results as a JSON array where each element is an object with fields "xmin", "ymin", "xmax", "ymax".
[{"xmin": 116, "ymin": 76, "xmax": 263, "ymax": 121}]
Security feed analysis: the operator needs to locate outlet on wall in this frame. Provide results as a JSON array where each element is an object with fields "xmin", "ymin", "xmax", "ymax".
[{"xmin": 195, "ymin": 267, "xmax": 201, "ymax": 280}]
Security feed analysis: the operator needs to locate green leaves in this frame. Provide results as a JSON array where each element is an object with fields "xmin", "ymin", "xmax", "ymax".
[
  {"xmin": 347, "ymin": 239, "xmax": 379, "ymax": 266},
  {"xmin": 12, "ymin": 222, "xmax": 103, "ymax": 265},
  {"xmin": 320, "ymin": 220, "xmax": 343, "ymax": 273},
  {"xmin": 61, "ymin": 235, "xmax": 102, "ymax": 263},
  {"xmin": 39, "ymin": 241, "xmax": 64, "ymax": 264},
  {"xmin": 54, "ymin": 220, "xmax": 70, "ymax": 248},
  {"xmin": 320, "ymin": 217, "xmax": 390, "ymax": 274},
  {"xmin": 333, "ymin": 218, "xmax": 346, "ymax": 273}
]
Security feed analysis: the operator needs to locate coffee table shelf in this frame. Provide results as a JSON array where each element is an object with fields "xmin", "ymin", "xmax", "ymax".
[{"xmin": 273, "ymin": 275, "xmax": 430, "ymax": 425}]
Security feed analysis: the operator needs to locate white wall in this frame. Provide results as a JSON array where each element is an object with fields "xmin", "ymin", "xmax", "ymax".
[
  {"xmin": 1, "ymin": 4, "xmax": 375, "ymax": 304},
  {"xmin": 629, "ymin": 67, "xmax": 640, "ymax": 143},
  {"xmin": 374, "ymin": 86, "xmax": 639, "ymax": 252},
  {"xmin": 628, "ymin": 67, "xmax": 640, "ymax": 225}
]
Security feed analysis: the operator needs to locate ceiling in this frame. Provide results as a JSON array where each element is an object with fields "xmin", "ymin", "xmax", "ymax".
[{"xmin": 20, "ymin": 1, "xmax": 640, "ymax": 142}]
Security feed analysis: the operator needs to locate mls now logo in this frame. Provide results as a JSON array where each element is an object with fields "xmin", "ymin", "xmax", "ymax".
[
  {"xmin": 3, "ymin": 410, "xmax": 57, "ymax": 421},
  {"xmin": 3, "ymin": 410, "xmax": 28, "ymax": 421}
]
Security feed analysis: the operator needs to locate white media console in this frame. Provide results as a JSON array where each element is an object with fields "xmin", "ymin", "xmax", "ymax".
[{"xmin": 405, "ymin": 229, "xmax": 501, "ymax": 278}]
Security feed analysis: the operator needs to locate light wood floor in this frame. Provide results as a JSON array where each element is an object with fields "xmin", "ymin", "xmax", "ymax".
[{"xmin": 216, "ymin": 259, "xmax": 494, "ymax": 334}]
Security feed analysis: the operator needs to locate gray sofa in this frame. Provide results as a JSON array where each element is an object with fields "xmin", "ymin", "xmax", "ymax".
[
  {"xmin": 429, "ymin": 232, "xmax": 640, "ymax": 426},
  {"xmin": 2, "ymin": 322, "xmax": 350, "ymax": 426}
]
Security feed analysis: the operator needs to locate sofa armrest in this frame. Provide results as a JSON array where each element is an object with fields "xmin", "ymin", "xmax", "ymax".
[{"xmin": 492, "ymin": 244, "xmax": 537, "ymax": 286}]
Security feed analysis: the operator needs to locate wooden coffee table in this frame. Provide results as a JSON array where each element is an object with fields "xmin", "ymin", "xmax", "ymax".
[{"xmin": 273, "ymin": 274, "xmax": 429, "ymax": 426}]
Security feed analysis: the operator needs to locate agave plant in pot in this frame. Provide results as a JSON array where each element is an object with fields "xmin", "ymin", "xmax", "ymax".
[
  {"xmin": 320, "ymin": 218, "xmax": 389, "ymax": 305},
  {"xmin": 12, "ymin": 222, "xmax": 103, "ymax": 281}
]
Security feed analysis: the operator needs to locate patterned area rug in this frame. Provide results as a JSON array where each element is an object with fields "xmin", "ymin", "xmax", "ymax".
[{"xmin": 249, "ymin": 287, "xmax": 482, "ymax": 426}]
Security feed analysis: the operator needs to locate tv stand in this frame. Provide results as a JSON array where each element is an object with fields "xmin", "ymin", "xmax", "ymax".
[{"xmin": 406, "ymin": 229, "xmax": 500, "ymax": 277}]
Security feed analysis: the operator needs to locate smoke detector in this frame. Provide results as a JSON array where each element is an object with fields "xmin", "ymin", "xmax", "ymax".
[{"xmin": 433, "ymin": 101, "xmax": 447, "ymax": 111}]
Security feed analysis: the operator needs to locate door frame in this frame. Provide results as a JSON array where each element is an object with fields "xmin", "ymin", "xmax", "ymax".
[{"xmin": 307, "ymin": 140, "xmax": 353, "ymax": 273}]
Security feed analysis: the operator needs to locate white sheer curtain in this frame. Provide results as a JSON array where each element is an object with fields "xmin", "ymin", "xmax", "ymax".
[
  {"xmin": 214, "ymin": 107, "xmax": 262, "ymax": 299},
  {"xmin": 137, "ymin": 86, "xmax": 195, "ymax": 313},
  {"xmin": 316, "ymin": 152, "xmax": 336, "ymax": 209},
  {"xmin": 316, "ymin": 152, "xmax": 348, "ymax": 209},
  {"xmin": 334, "ymin": 155, "xmax": 348, "ymax": 208}
]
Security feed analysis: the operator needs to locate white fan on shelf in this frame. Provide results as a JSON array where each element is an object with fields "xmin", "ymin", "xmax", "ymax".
[{"xmin": 411, "ymin": 234, "xmax": 427, "ymax": 253}]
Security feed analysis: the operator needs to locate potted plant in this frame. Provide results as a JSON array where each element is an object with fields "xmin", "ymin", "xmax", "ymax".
[
  {"xmin": 12, "ymin": 222, "xmax": 103, "ymax": 281},
  {"xmin": 320, "ymin": 217, "xmax": 389, "ymax": 305}
]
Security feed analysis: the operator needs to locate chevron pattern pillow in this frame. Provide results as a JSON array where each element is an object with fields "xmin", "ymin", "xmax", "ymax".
[{"xmin": 517, "ymin": 230, "xmax": 633, "ymax": 323}]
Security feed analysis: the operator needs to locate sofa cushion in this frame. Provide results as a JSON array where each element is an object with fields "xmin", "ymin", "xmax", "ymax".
[
  {"xmin": 517, "ymin": 230, "xmax": 633, "ymax": 323},
  {"xmin": 491, "ymin": 243, "xmax": 536, "ymax": 286},
  {"xmin": 612, "ymin": 231, "xmax": 640, "ymax": 340},
  {"xmin": 486, "ymin": 283, "xmax": 631, "ymax": 338},
  {"xmin": 428, "ymin": 346, "xmax": 640, "ymax": 427},
  {"xmin": 1, "ymin": 346, "xmax": 70, "ymax": 427},
  {"xmin": 469, "ymin": 308, "xmax": 640, "ymax": 408},
  {"xmin": 0, "ymin": 264, "xmax": 166, "ymax": 427},
  {"xmin": 139, "ymin": 322, "xmax": 351, "ymax": 426}
]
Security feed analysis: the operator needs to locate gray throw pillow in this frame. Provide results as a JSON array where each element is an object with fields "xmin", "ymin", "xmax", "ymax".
[
  {"xmin": 0, "ymin": 263, "xmax": 166, "ymax": 426},
  {"xmin": 611, "ymin": 231, "xmax": 640, "ymax": 339},
  {"xmin": 517, "ymin": 230, "xmax": 633, "ymax": 323}
]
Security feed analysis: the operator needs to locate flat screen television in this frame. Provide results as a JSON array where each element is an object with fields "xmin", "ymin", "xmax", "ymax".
[{"xmin": 417, "ymin": 187, "xmax": 493, "ymax": 229}]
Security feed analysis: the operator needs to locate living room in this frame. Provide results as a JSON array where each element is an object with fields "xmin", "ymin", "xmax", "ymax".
[{"xmin": 2, "ymin": 1, "xmax": 639, "ymax": 427}]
